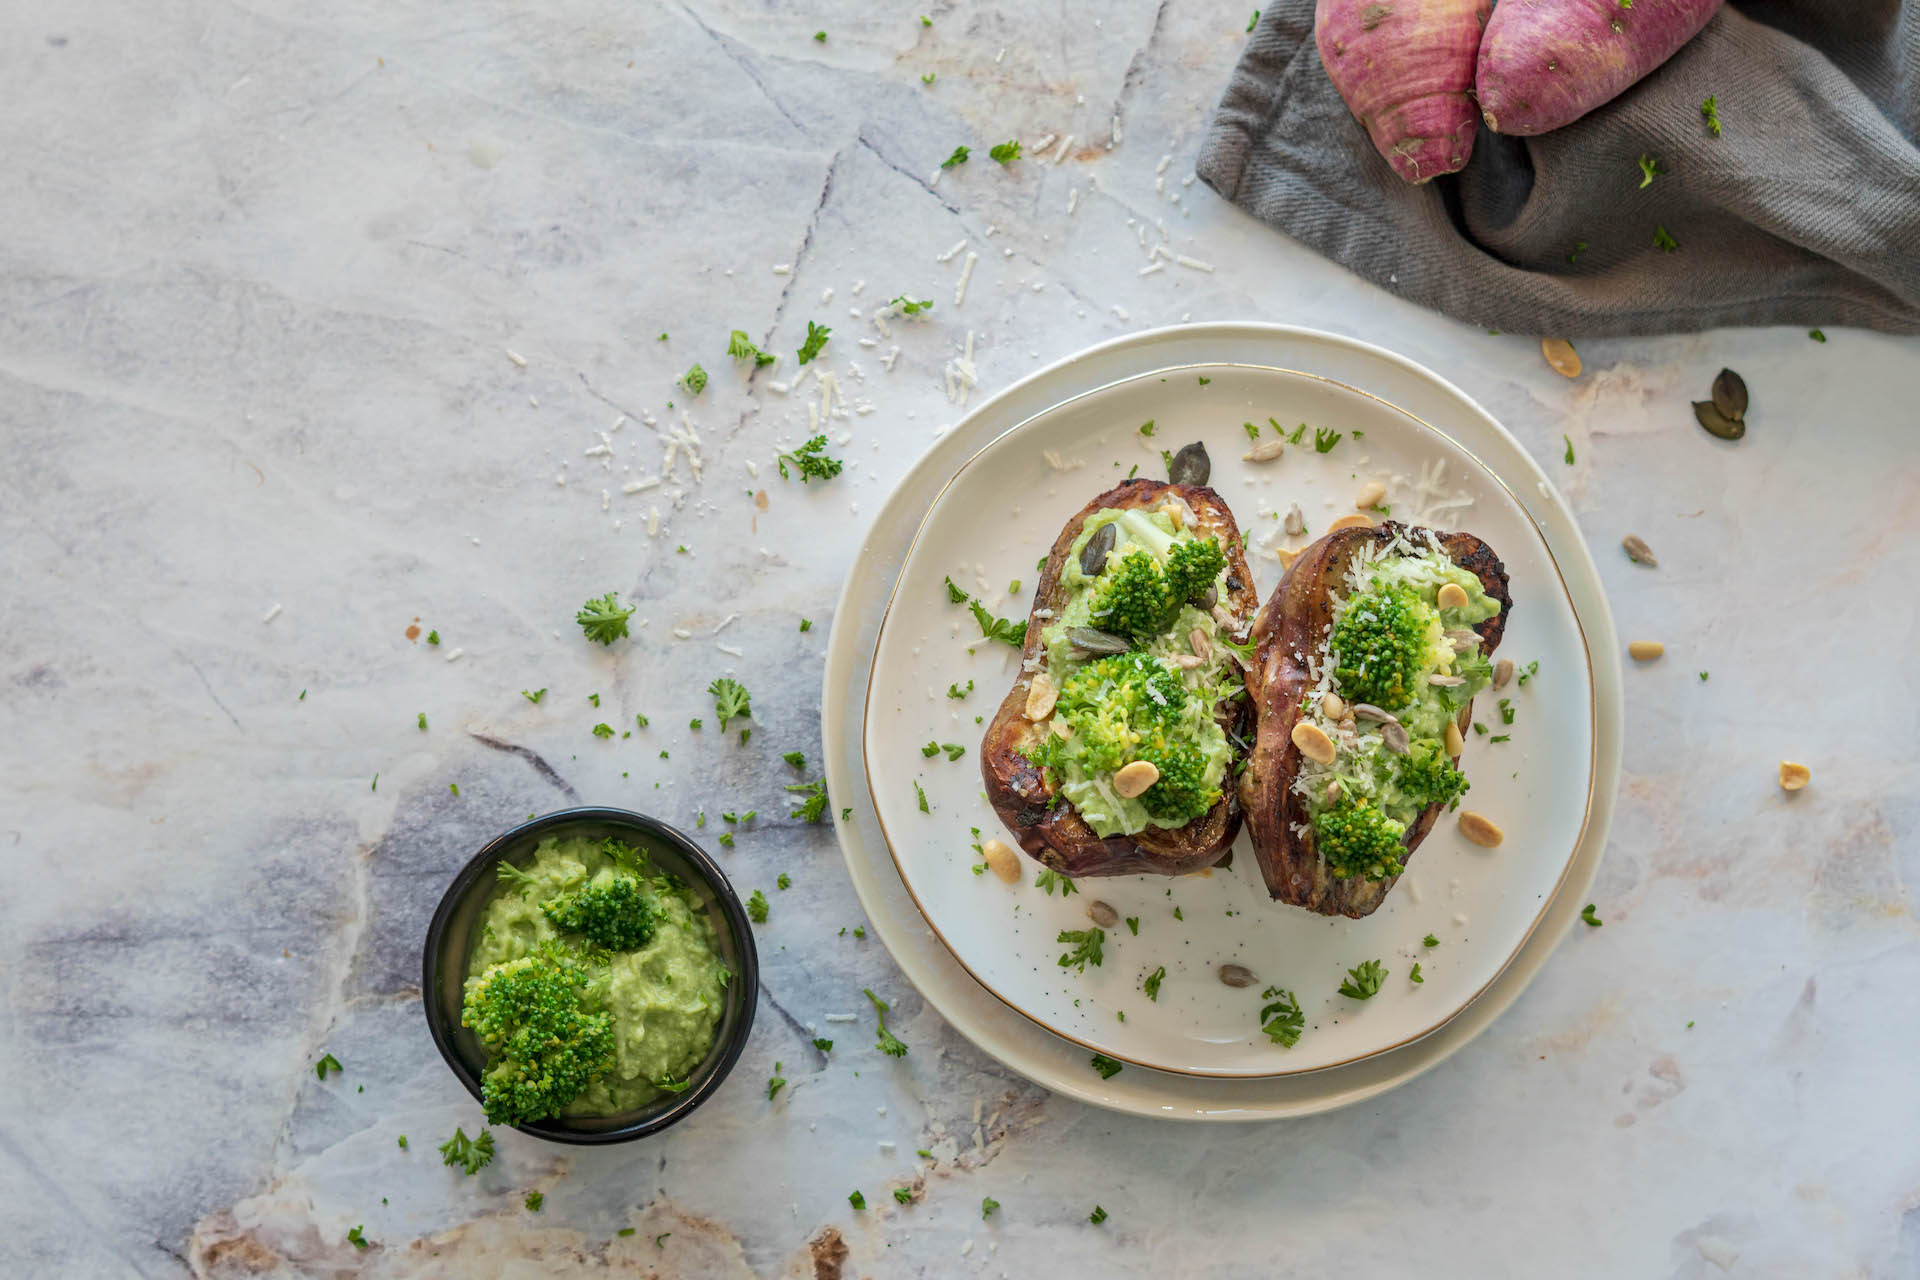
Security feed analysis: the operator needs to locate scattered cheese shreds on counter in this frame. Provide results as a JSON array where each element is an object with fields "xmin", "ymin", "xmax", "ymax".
[
  {"xmin": 955, "ymin": 252, "xmax": 978, "ymax": 307},
  {"xmin": 504, "ymin": 348, "xmax": 527, "ymax": 368},
  {"xmin": 1053, "ymin": 134, "xmax": 1074, "ymax": 164},
  {"xmin": 262, "ymin": 603, "xmax": 282, "ymax": 623}
]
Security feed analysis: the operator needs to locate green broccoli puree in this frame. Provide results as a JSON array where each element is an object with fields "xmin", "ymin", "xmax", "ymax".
[
  {"xmin": 466, "ymin": 834, "xmax": 728, "ymax": 1115},
  {"xmin": 1030, "ymin": 507, "xmax": 1240, "ymax": 838},
  {"xmin": 1306, "ymin": 548, "xmax": 1501, "ymax": 880}
]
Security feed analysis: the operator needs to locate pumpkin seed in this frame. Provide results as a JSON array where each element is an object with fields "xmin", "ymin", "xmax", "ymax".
[
  {"xmin": 1711, "ymin": 368, "xmax": 1748, "ymax": 421},
  {"xmin": 1694, "ymin": 400, "xmax": 1745, "ymax": 440},
  {"xmin": 1622, "ymin": 534, "xmax": 1658, "ymax": 567},
  {"xmin": 1065, "ymin": 625, "xmax": 1129, "ymax": 656},
  {"xmin": 1168, "ymin": 441, "xmax": 1211, "ymax": 486},
  {"xmin": 1079, "ymin": 521, "xmax": 1116, "ymax": 575},
  {"xmin": 1218, "ymin": 963, "xmax": 1257, "ymax": 988}
]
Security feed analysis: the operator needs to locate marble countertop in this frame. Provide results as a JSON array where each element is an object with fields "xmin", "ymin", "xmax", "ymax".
[{"xmin": 5, "ymin": 3, "xmax": 1917, "ymax": 1277}]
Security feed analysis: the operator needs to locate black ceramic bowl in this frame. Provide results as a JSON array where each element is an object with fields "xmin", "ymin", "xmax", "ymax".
[{"xmin": 422, "ymin": 807, "xmax": 758, "ymax": 1144}]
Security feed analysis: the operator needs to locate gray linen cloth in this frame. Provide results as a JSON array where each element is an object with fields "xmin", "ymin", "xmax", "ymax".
[{"xmin": 1197, "ymin": 1, "xmax": 1920, "ymax": 336}]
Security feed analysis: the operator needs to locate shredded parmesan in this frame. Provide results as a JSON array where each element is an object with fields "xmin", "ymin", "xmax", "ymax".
[
  {"xmin": 936, "ymin": 238, "xmax": 968, "ymax": 264},
  {"xmin": 1175, "ymin": 254, "xmax": 1215, "ymax": 273},
  {"xmin": 503, "ymin": 348, "xmax": 526, "ymax": 368},
  {"xmin": 954, "ymin": 252, "xmax": 978, "ymax": 307},
  {"xmin": 717, "ymin": 643, "xmax": 744, "ymax": 657},
  {"xmin": 1053, "ymin": 134, "xmax": 1074, "ymax": 164},
  {"xmin": 261, "ymin": 603, "xmax": 281, "ymax": 623}
]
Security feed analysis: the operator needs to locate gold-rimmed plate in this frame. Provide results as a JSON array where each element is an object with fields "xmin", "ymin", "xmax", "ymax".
[{"xmin": 859, "ymin": 361, "xmax": 1596, "ymax": 1078}]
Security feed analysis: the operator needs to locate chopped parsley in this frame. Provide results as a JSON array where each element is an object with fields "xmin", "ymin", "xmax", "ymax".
[
  {"xmin": 865, "ymin": 987, "xmax": 909, "ymax": 1056},
  {"xmin": 525, "ymin": 1191, "xmax": 544, "ymax": 1212},
  {"xmin": 947, "ymin": 680, "xmax": 973, "ymax": 699},
  {"xmin": 942, "ymin": 145, "xmax": 970, "ymax": 168},
  {"xmin": 1810, "ymin": 329, "xmax": 1827, "ymax": 343},
  {"xmin": 425, "ymin": 629, "xmax": 440, "ymax": 645},
  {"xmin": 1089, "ymin": 1206, "xmax": 1109, "ymax": 1225},
  {"xmin": 1313, "ymin": 426, "xmax": 1342, "ymax": 453},
  {"xmin": 893, "ymin": 1188, "xmax": 913, "ymax": 1205},
  {"xmin": 746, "ymin": 890, "xmax": 769, "ymax": 922},
  {"xmin": 914, "ymin": 780, "xmax": 929, "ymax": 813},
  {"xmin": 1259, "ymin": 986, "xmax": 1304, "ymax": 1046},
  {"xmin": 1699, "ymin": 670, "xmax": 1710, "ymax": 681},
  {"xmin": 439, "ymin": 1126, "xmax": 494, "ymax": 1175},
  {"xmin": 1581, "ymin": 902, "xmax": 1603, "ymax": 928},
  {"xmin": 1568, "ymin": 240, "xmax": 1588, "ymax": 264},
  {"xmin": 576, "ymin": 592, "xmax": 636, "ymax": 645},
  {"xmin": 591, "ymin": 722, "xmax": 614, "ymax": 739},
  {"xmin": 813, "ymin": 29, "xmax": 826, "ymax": 41},
  {"xmin": 1125, "ymin": 916, "xmax": 1139, "ymax": 935},
  {"xmin": 655, "ymin": 1233, "xmax": 671, "ymax": 1248},
  {"xmin": 968, "ymin": 599, "xmax": 1024, "ymax": 647},
  {"xmin": 796, "ymin": 320, "xmax": 832, "ymax": 364},
  {"xmin": 709, "ymin": 677, "xmax": 751, "ymax": 729},
  {"xmin": 727, "ymin": 329, "xmax": 777, "ymax": 367},
  {"xmin": 787, "ymin": 779, "xmax": 828, "ymax": 822},
  {"xmin": 921, "ymin": 741, "xmax": 939, "ymax": 758},
  {"xmin": 1287, "ymin": 421, "xmax": 1308, "ymax": 444},
  {"xmin": 1423, "ymin": 933, "xmax": 1440, "ymax": 948},
  {"xmin": 1410, "ymin": 963, "xmax": 1424, "ymax": 984},
  {"xmin": 1139, "ymin": 419, "xmax": 1155, "ymax": 437},
  {"xmin": 314, "ymin": 1053, "xmax": 342, "ymax": 1080},
  {"xmin": 1197, "ymin": 376, "xmax": 1210, "ymax": 385},
  {"xmin": 1056, "ymin": 927, "xmax": 1106, "ymax": 973},
  {"xmin": 1143, "ymin": 965, "xmax": 1166, "ymax": 1001},
  {"xmin": 1516, "ymin": 659, "xmax": 1540, "ymax": 687},
  {"xmin": 776, "ymin": 433, "xmax": 843, "ymax": 482},
  {"xmin": 813, "ymin": 1037, "xmax": 833, "ymax": 1052},
  {"xmin": 717, "ymin": 832, "xmax": 734, "ymax": 848},
  {"xmin": 782, "ymin": 750, "xmax": 806, "ymax": 767},
  {"xmin": 1008, "ymin": 579, "xmax": 1021, "ymax": 594},
  {"xmin": 890, "ymin": 295, "xmax": 934, "ymax": 315},
  {"xmin": 448, "ymin": 783, "xmax": 459, "ymax": 796},
  {"xmin": 941, "ymin": 743, "xmax": 965, "ymax": 761},
  {"xmin": 1247, "ymin": 9, "xmax": 1260, "ymax": 31},
  {"xmin": 777, "ymin": 873, "xmax": 791, "ymax": 890},
  {"xmin": 988, "ymin": 139, "xmax": 1021, "ymax": 164},
  {"xmin": 397, "ymin": 1135, "xmax": 408, "ymax": 1149},
  {"xmin": 1243, "ymin": 421, "xmax": 1260, "ymax": 441},
  {"xmin": 1700, "ymin": 95, "xmax": 1721, "ymax": 136},
  {"xmin": 849, "ymin": 1190, "xmax": 867, "ymax": 1210},
  {"xmin": 347, "ymin": 1225, "xmax": 369, "ymax": 1250},
  {"xmin": 521, "ymin": 688, "xmax": 546, "ymax": 703},
  {"xmin": 618, "ymin": 1227, "xmax": 637, "ymax": 1237},
  {"xmin": 1564, "ymin": 434, "xmax": 1575, "ymax": 464},
  {"xmin": 689, "ymin": 718, "xmax": 702, "ymax": 730},
  {"xmin": 1499, "ymin": 698, "xmax": 1515, "ymax": 726},
  {"xmin": 1637, "ymin": 153, "xmax": 1663, "ymax": 188},
  {"xmin": 1034, "ymin": 869, "xmax": 1077, "ymax": 896},
  {"xmin": 1338, "ymin": 959, "xmax": 1386, "ymax": 1000},
  {"xmin": 1090, "ymin": 1054, "xmax": 1123, "ymax": 1079},
  {"xmin": 1654, "ymin": 224, "xmax": 1679, "ymax": 253},
  {"xmin": 767, "ymin": 1064, "xmax": 786, "ymax": 1100},
  {"xmin": 682, "ymin": 363, "xmax": 707, "ymax": 396},
  {"xmin": 1172, "ymin": 906, "xmax": 1183, "ymax": 921},
  {"xmin": 982, "ymin": 1196, "xmax": 1000, "ymax": 1219}
]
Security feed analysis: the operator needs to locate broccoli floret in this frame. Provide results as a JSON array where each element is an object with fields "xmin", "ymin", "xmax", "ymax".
[
  {"xmin": 1330, "ymin": 581, "xmax": 1441, "ymax": 711},
  {"xmin": 1164, "ymin": 537, "xmax": 1227, "ymax": 606},
  {"xmin": 1137, "ymin": 739, "xmax": 1218, "ymax": 822},
  {"xmin": 1088, "ymin": 536, "xmax": 1227, "ymax": 639},
  {"xmin": 1396, "ymin": 740, "xmax": 1469, "ymax": 811},
  {"xmin": 1055, "ymin": 651, "xmax": 1191, "ymax": 771},
  {"xmin": 461, "ymin": 946, "xmax": 614, "ymax": 1127},
  {"xmin": 1312, "ymin": 797, "xmax": 1408, "ymax": 881},
  {"xmin": 541, "ymin": 874, "xmax": 657, "ymax": 951}
]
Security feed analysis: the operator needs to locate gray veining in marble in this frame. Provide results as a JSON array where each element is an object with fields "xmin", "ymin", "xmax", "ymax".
[{"xmin": 4, "ymin": 2, "xmax": 1918, "ymax": 1277}]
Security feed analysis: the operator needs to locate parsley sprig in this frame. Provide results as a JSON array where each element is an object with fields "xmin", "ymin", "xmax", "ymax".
[
  {"xmin": 1259, "ymin": 986, "xmax": 1304, "ymax": 1046},
  {"xmin": 865, "ymin": 987, "xmax": 909, "ymax": 1056},
  {"xmin": 727, "ymin": 329, "xmax": 776, "ymax": 367},
  {"xmin": 776, "ymin": 434, "xmax": 843, "ymax": 483},
  {"xmin": 1337, "ymin": 959, "xmax": 1386, "ymax": 1000},
  {"xmin": 576, "ymin": 593, "xmax": 636, "ymax": 645},
  {"xmin": 1055, "ymin": 927, "xmax": 1106, "ymax": 974},
  {"xmin": 796, "ymin": 320, "xmax": 831, "ymax": 364},
  {"xmin": 709, "ymin": 677, "xmax": 751, "ymax": 730}
]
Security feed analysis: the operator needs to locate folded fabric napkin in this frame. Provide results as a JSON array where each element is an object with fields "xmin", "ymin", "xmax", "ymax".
[{"xmin": 1197, "ymin": 0, "xmax": 1920, "ymax": 337}]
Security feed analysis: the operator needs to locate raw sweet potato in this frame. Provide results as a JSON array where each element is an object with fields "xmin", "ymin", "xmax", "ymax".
[
  {"xmin": 1476, "ymin": 0, "xmax": 1724, "ymax": 136},
  {"xmin": 1315, "ymin": 0, "xmax": 1493, "ymax": 185}
]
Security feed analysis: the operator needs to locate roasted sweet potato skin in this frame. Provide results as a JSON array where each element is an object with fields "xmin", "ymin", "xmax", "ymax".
[
  {"xmin": 1240, "ymin": 522, "xmax": 1511, "ymax": 916},
  {"xmin": 978, "ymin": 480, "xmax": 1259, "ymax": 879}
]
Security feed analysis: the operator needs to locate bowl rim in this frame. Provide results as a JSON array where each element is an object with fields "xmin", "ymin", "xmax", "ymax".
[{"xmin": 420, "ymin": 805, "xmax": 759, "ymax": 1145}]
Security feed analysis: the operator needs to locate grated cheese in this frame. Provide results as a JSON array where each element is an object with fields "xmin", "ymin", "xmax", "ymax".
[
  {"xmin": 1066, "ymin": 188, "xmax": 1079, "ymax": 215},
  {"xmin": 954, "ymin": 252, "xmax": 978, "ymax": 307},
  {"xmin": 1053, "ymin": 134, "xmax": 1074, "ymax": 163},
  {"xmin": 717, "ymin": 643, "xmax": 744, "ymax": 657},
  {"xmin": 936, "ymin": 238, "xmax": 968, "ymax": 263},
  {"xmin": 1112, "ymin": 304, "xmax": 1130, "ymax": 320},
  {"xmin": 1175, "ymin": 254, "xmax": 1215, "ymax": 272},
  {"xmin": 503, "ymin": 348, "xmax": 527, "ymax": 368},
  {"xmin": 445, "ymin": 648, "xmax": 464, "ymax": 663},
  {"xmin": 261, "ymin": 603, "xmax": 282, "ymax": 623},
  {"xmin": 621, "ymin": 477, "xmax": 659, "ymax": 494},
  {"xmin": 772, "ymin": 263, "xmax": 791, "ymax": 275}
]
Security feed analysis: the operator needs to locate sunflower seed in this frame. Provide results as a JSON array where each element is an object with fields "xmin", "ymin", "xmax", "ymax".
[
  {"xmin": 1622, "ymin": 534, "xmax": 1658, "ymax": 567},
  {"xmin": 1428, "ymin": 673, "xmax": 1466, "ymax": 687},
  {"xmin": 1351, "ymin": 703, "xmax": 1399, "ymax": 724},
  {"xmin": 1283, "ymin": 504, "xmax": 1305, "ymax": 537},
  {"xmin": 1218, "ymin": 964, "xmax": 1257, "ymax": 988},
  {"xmin": 1087, "ymin": 900, "xmax": 1119, "ymax": 928},
  {"xmin": 1380, "ymin": 721, "xmax": 1410, "ymax": 755},
  {"xmin": 1711, "ymin": 368, "xmax": 1748, "ymax": 421}
]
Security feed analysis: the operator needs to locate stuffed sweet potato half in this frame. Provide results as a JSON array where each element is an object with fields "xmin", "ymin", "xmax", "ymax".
[
  {"xmin": 980, "ymin": 464, "xmax": 1259, "ymax": 878},
  {"xmin": 1240, "ymin": 521, "xmax": 1511, "ymax": 917}
]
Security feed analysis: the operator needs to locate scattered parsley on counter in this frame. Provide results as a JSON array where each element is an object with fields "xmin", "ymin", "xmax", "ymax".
[
  {"xmin": 525, "ymin": 1191, "xmax": 544, "ymax": 1212},
  {"xmin": 942, "ymin": 145, "xmax": 970, "ymax": 168},
  {"xmin": 921, "ymin": 72, "xmax": 935, "ymax": 84},
  {"xmin": 800, "ymin": 618, "xmax": 813, "ymax": 631},
  {"xmin": 788, "ymin": 779, "xmax": 828, "ymax": 822},
  {"xmin": 682, "ymin": 363, "xmax": 707, "ymax": 395},
  {"xmin": 439, "ymin": 1126, "xmax": 495, "ymax": 1175},
  {"xmin": 1143, "ymin": 965, "xmax": 1165, "ymax": 1001},
  {"xmin": 777, "ymin": 873, "xmax": 791, "ymax": 890},
  {"xmin": 989, "ymin": 139, "xmax": 1021, "ymax": 164},
  {"xmin": 717, "ymin": 832, "xmax": 734, "ymax": 848},
  {"xmin": 416, "ymin": 712, "xmax": 428, "ymax": 730},
  {"xmin": 1809, "ymin": 329, "xmax": 1827, "ymax": 343},
  {"xmin": 1125, "ymin": 916, "xmax": 1139, "ymax": 935},
  {"xmin": 1654, "ymin": 224, "xmax": 1679, "ymax": 253},
  {"xmin": 1056, "ymin": 928, "xmax": 1105, "ymax": 974},
  {"xmin": 347, "ymin": 1225, "xmax": 369, "ymax": 1250},
  {"xmin": 865, "ymin": 988, "xmax": 909, "ymax": 1056},
  {"xmin": 617, "ymin": 1227, "xmax": 636, "ymax": 1237},
  {"xmin": 1410, "ymin": 963, "xmax": 1424, "ymax": 983},
  {"xmin": 913, "ymin": 780, "xmax": 929, "ymax": 813},
  {"xmin": 941, "ymin": 743, "xmax": 965, "ymax": 761},
  {"xmin": 1089, "ymin": 1206, "xmax": 1109, "ymax": 1225},
  {"xmin": 796, "ymin": 320, "xmax": 832, "ymax": 364},
  {"xmin": 1313, "ymin": 426, "xmax": 1342, "ymax": 453},
  {"xmin": 709, "ymin": 677, "xmax": 751, "ymax": 730},
  {"xmin": 371, "ymin": 774, "xmax": 378, "ymax": 791},
  {"xmin": 522, "ymin": 688, "xmax": 546, "ymax": 703},
  {"xmin": 747, "ymin": 890, "xmax": 769, "ymax": 923},
  {"xmin": 947, "ymin": 680, "xmax": 973, "ymax": 699},
  {"xmin": 576, "ymin": 592, "xmax": 636, "ymax": 645},
  {"xmin": 1564, "ymin": 434, "xmax": 1575, "ymax": 464},
  {"xmin": 982, "ymin": 1196, "xmax": 1000, "ymax": 1219},
  {"xmin": 727, "ymin": 330, "xmax": 776, "ymax": 367},
  {"xmin": 397, "ymin": 1135, "xmax": 408, "ymax": 1149},
  {"xmin": 315, "ymin": 1053, "xmax": 342, "ymax": 1080},
  {"xmin": 776, "ymin": 433, "xmax": 843, "ymax": 482},
  {"xmin": 890, "ymin": 295, "xmax": 933, "ymax": 316},
  {"xmin": 893, "ymin": 1188, "xmax": 913, "ymax": 1205},
  {"xmin": 1637, "ymin": 153, "xmax": 1663, "ymax": 188},
  {"xmin": 783, "ymin": 750, "xmax": 806, "ymax": 767},
  {"xmin": 921, "ymin": 741, "xmax": 939, "ymax": 758},
  {"xmin": 635, "ymin": 712, "xmax": 649, "ymax": 728},
  {"xmin": 813, "ymin": 1037, "xmax": 833, "ymax": 1053},
  {"xmin": 1259, "ymin": 987, "xmax": 1304, "ymax": 1046},
  {"xmin": 853, "ymin": 926, "xmax": 866, "ymax": 939},
  {"xmin": 849, "ymin": 1191, "xmax": 867, "ymax": 1210},
  {"xmin": 1699, "ymin": 670, "xmax": 1710, "ymax": 682},
  {"xmin": 1423, "ymin": 933, "xmax": 1440, "ymax": 948},
  {"xmin": 1090, "ymin": 1054, "xmax": 1122, "ymax": 1080},
  {"xmin": 813, "ymin": 29, "xmax": 826, "ymax": 41},
  {"xmin": 1581, "ymin": 903, "xmax": 1604, "ymax": 928},
  {"xmin": 1172, "ymin": 906, "xmax": 1183, "ymax": 921},
  {"xmin": 1700, "ymin": 95, "xmax": 1722, "ymax": 136},
  {"xmin": 1338, "ymin": 960, "xmax": 1386, "ymax": 1000},
  {"xmin": 768, "ymin": 1064, "xmax": 786, "ymax": 1100},
  {"xmin": 588, "ymin": 693, "xmax": 601, "ymax": 707},
  {"xmin": 1035, "ymin": 869, "xmax": 1077, "ymax": 896},
  {"xmin": 425, "ymin": 629, "xmax": 440, "ymax": 645},
  {"xmin": 592, "ymin": 723, "xmax": 614, "ymax": 739}
]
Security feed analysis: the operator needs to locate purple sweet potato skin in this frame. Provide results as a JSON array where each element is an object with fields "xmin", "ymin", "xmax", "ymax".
[
  {"xmin": 1315, "ymin": 0, "xmax": 1493, "ymax": 185},
  {"xmin": 1476, "ymin": 0, "xmax": 1724, "ymax": 136}
]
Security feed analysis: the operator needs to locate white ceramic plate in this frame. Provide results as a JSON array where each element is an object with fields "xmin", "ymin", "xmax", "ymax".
[
  {"xmin": 823, "ymin": 323, "xmax": 1622, "ymax": 1118},
  {"xmin": 862, "ymin": 365, "xmax": 1596, "ymax": 1076}
]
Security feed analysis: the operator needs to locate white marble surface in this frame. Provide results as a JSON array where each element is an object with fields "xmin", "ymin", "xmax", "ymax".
[{"xmin": 3, "ymin": 3, "xmax": 1917, "ymax": 1277}]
